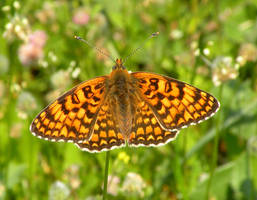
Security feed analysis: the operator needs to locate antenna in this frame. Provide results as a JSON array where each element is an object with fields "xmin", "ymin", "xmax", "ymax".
[
  {"xmin": 74, "ymin": 36, "xmax": 116, "ymax": 63},
  {"xmin": 123, "ymin": 32, "xmax": 159, "ymax": 65},
  {"xmin": 200, "ymin": 54, "xmax": 213, "ymax": 67}
]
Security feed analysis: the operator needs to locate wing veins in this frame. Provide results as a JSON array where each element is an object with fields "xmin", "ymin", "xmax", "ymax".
[
  {"xmin": 136, "ymin": 90, "xmax": 177, "ymax": 131},
  {"xmin": 85, "ymin": 91, "xmax": 110, "ymax": 142}
]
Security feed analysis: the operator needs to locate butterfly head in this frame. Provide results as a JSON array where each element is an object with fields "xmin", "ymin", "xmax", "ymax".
[{"xmin": 112, "ymin": 59, "xmax": 126, "ymax": 71}]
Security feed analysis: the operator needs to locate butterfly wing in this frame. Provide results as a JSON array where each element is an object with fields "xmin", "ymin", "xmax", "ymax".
[
  {"xmin": 30, "ymin": 76, "xmax": 107, "ymax": 143},
  {"xmin": 132, "ymin": 72, "xmax": 220, "ymax": 131},
  {"xmin": 75, "ymin": 102, "xmax": 125, "ymax": 152},
  {"xmin": 129, "ymin": 100, "xmax": 178, "ymax": 146}
]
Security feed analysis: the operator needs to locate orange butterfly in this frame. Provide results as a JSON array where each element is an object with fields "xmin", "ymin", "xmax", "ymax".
[
  {"xmin": 30, "ymin": 35, "xmax": 220, "ymax": 153},
  {"xmin": 30, "ymin": 58, "xmax": 219, "ymax": 152}
]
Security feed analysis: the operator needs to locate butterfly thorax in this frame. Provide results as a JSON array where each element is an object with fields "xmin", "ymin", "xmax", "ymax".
[{"xmin": 108, "ymin": 60, "xmax": 137, "ymax": 139}]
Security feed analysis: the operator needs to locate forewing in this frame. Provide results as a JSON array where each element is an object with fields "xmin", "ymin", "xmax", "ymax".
[
  {"xmin": 132, "ymin": 72, "xmax": 220, "ymax": 131},
  {"xmin": 75, "ymin": 102, "xmax": 125, "ymax": 152},
  {"xmin": 30, "ymin": 76, "xmax": 107, "ymax": 143},
  {"xmin": 129, "ymin": 100, "xmax": 178, "ymax": 147}
]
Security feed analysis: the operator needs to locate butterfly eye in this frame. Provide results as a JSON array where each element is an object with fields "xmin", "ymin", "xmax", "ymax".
[{"xmin": 112, "ymin": 66, "xmax": 117, "ymax": 70}]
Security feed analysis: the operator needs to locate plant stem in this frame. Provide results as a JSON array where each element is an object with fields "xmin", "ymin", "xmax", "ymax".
[
  {"xmin": 181, "ymin": 56, "xmax": 198, "ymax": 200},
  {"xmin": 205, "ymin": 85, "xmax": 223, "ymax": 199},
  {"xmin": 103, "ymin": 151, "xmax": 110, "ymax": 200}
]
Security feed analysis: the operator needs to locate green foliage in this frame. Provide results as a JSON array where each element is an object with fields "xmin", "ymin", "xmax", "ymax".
[{"xmin": 0, "ymin": 0, "xmax": 257, "ymax": 199}]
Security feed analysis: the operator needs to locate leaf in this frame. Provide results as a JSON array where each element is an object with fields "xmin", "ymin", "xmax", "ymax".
[
  {"xmin": 190, "ymin": 163, "xmax": 234, "ymax": 200},
  {"xmin": 183, "ymin": 99, "xmax": 257, "ymax": 162}
]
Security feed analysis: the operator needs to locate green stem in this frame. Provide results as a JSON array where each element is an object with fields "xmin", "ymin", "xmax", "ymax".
[
  {"xmin": 205, "ymin": 85, "xmax": 223, "ymax": 199},
  {"xmin": 103, "ymin": 151, "xmax": 110, "ymax": 200},
  {"xmin": 181, "ymin": 58, "xmax": 198, "ymax": 200}
]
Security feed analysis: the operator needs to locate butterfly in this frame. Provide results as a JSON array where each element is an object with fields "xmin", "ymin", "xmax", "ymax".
[{"xmin": 30, "ymin": 57, "xmax": 220, "ymax": 153}]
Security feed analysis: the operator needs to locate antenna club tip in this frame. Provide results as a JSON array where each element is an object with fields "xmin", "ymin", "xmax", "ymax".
[{"xmin": 151, "ymin": 32, "xmax": 160, "ymax": 37}]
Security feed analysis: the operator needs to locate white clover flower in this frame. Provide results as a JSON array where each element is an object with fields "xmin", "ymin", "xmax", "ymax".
[
  {"xmin": 72, "ymin": 68, "xmax": 81, "ymax": 79},
  {"xmin": 190, "ymin": 41, "xmax": 198, "ymax": 50},
  {"xmin": 203, "ymin": 48, "xmax": 210, "ymax": 56},
  {"xmin": 211, "ymin": 56, "xmax": 239, "ymax": 86},
  {"xmin": 239, "ymin": 43, "xmax": 257, "ymax": 63},
  {"xmin": 13, "ymin": 1, "xmax": 20, "ymax": 10},
  {"xmin": 170, "ymin": 29, "xmax": 183, "ymax": 39},
  {"xmin": 194, "ymin": 48, "xmax": 200, "ymax": 56},
  {"xmin": 5, "ymin": 23, "xmax": 13, "ymax": 30},
  {"xmin": 48, "ymin": 51, "xmax": 57, "ymax": 63},
  {"xmin": 50, "ymin": 70, "xmax": 71, "ymax": 89},
  {"xmin": 121, "ymin": 172, "xmax": 146, "ymax": 198},
  {"xmin": 48, "ymin": 181, "xmax": 70, "ymax": 200},
  {"xmin": 69, "ymin": 60, "xmax": 76, "ymax": 68},
  {"xmin": 38, "ymin": 59, "xmax": 49, "ymax": 68},
  {"xmin": 2, "ymin": 5, "xmax": 10, "ymax": 12},
  {"xmin": 236, "ymin": 56, "xmax": 245, "ymax": 66},
  {"xmin": 16, "ymin": 91, "xmax": 37, "ymax": 118},
  {"xmin": 207, "ymin": 40, "xmax": 214, "ymax": 46}
]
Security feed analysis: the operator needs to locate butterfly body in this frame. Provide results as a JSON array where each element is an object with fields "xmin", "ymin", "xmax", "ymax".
[
  {"xmin": 107, "ymin": 61, "xmax": 138, "ymax": 139},
  {"xmin": 30, "ymin": 58, "xmax": 220, "ymax": 152}
]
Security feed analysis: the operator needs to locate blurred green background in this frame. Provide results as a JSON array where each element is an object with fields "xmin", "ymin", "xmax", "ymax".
[{"xmin": 0, "ymin": 0, "xmax": 257, "ymax": 199}]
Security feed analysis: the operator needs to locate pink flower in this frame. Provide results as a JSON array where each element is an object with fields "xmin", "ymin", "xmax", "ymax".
[
  {"xmin": 107, "ymin": 175, "xmax": 120, "ymax": 196},
  {"xmin": 18, "ymin": 43, "xmax": 44, "ymax": 65},
  {"xmin": 28, "ymin": 30, "xmax": 47, "ymax": 47},
  {"xmin": 18, "ymin": 30, "xmax": 47, "ymax": 66},
  {"xmin": 72, "ymin": 9, "xmax": 90, "ymax": 25}
]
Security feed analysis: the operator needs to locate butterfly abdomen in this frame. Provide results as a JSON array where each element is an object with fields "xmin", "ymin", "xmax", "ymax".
[{"xmin": 108, "ymin": 70, "xmax": 136, "ymax": 139}]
